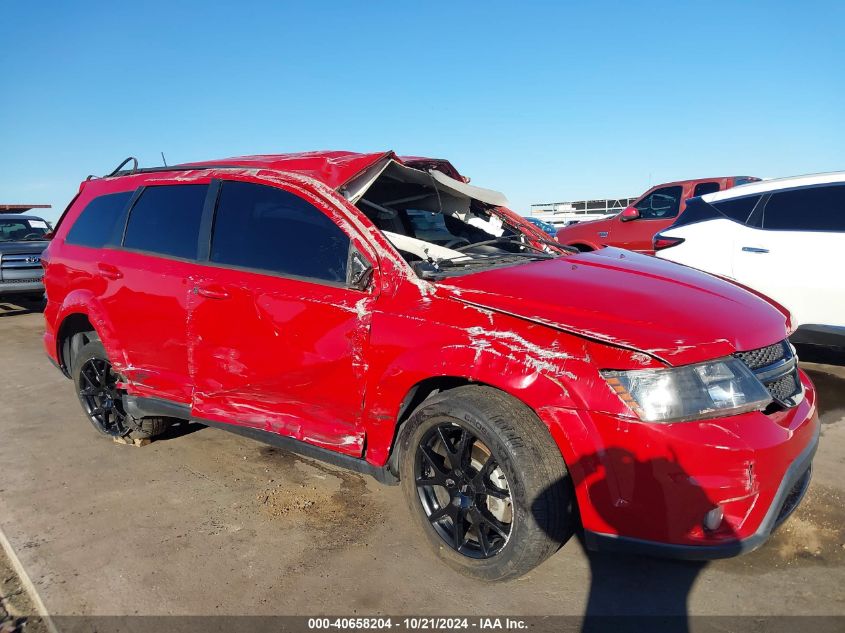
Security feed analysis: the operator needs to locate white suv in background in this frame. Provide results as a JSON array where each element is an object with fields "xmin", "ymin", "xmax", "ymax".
[{"xmin": 654, "ymin": 172, "xmax": 845, "ymax": 349}]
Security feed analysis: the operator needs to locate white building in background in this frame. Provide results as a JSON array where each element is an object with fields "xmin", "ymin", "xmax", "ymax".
[{"xmin": 529, "ymin": 197, "xmax": 636, "ymax": 227}]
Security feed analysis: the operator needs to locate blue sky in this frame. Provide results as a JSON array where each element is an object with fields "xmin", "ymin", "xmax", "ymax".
[{"xmin": 1, "ymin": 1, "xmax": 843, "ymax": 222}]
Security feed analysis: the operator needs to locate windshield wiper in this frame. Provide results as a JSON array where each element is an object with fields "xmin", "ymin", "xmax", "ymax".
[
  {"xmin": 444, "ymin": 235, "xmax": 559, "ymax": 259},
  {"xmin": 413, "ymin": 251, "xmax": 549, "ymax": 280},
  {"xmin": 450, "ymin": 234, "xmax": 573, "ymax": 256},
  {"xmin": 437, "ymin": 252, "xmax": 552, "ymax": 268}
]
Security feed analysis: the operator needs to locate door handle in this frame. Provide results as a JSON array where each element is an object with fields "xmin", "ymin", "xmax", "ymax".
[
  {"xmin": 97, "ymin": 262, "xmax": 123, "ymax": 280},
  {"xmin": 741, "ymin": 246, "xmax": 769, "ymax": 254},
  {"xmin": 193, "ymin": 285, "xmax": 230, "ymax": 300}
]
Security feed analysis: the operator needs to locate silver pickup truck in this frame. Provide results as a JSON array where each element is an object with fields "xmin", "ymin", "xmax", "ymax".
[{"xmin": 0, "ymin": 208, "xmax": 52, "ymax": 300}]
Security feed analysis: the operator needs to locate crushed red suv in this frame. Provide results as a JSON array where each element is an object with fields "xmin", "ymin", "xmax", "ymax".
[{"xmin": 43, "ymin": 152, "xmax": 817, "ymax": 580}]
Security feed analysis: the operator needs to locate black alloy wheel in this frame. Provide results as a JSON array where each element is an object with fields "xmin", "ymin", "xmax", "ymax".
[
  {"xmin": 415, "ymin": 422, "xmax": 514, "ymax": 558},
  {"xmin": 78, "ymin": 357, "xmax": 131, "ymax": 437}
]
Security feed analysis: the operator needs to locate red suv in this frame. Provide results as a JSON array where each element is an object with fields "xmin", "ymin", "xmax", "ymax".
[
  {"xmin": 43, "ymin": 153, "xmax": 816, "ymax": 580},
  {"xmin": 556, "ymin": 176, "xmax": 759, "ymax": 254}
]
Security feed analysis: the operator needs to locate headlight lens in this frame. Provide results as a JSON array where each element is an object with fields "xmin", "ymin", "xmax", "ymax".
[{"xmin": 602, "ymin": 357, "xmax": 772, "ymax": 423}]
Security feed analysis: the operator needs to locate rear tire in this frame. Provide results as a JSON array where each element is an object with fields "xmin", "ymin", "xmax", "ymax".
[
  {"xmin": 399, "ymin": 385, "xmax": 573, "ymax": 581},
  {"xmin": 70, "ymin": 338, "xmax": 169, "ymax": 440}
]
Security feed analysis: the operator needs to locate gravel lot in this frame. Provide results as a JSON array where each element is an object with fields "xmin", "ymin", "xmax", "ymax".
[{"xmin": 0, "ymin": 300, "xmax": 843, "ymax": 623}]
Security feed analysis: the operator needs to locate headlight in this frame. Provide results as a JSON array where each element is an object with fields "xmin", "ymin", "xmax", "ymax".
[{"xmin": 601, "ymin": 357, "xmax": 772, "ymax": 423}]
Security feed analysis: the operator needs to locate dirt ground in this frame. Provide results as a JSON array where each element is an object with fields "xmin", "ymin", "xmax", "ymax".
[
  {"xmin": 0, "ymin": 301, "xmax": 843, "ymax": 623},
  {"xmin": 0, "ymin": 537, "xmax": 48, "ymax": 633}
]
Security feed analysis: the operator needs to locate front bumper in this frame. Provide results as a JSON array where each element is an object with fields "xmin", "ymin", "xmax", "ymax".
[
  {"xmin": 541, "ymin": 368, "xmax": 819, "ymax": 559},
  {"xmin": 583, "ymin": 424, "xmax": 817, "ymax": 559}
]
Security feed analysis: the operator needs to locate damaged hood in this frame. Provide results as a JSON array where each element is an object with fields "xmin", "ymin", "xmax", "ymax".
[{"xmin": 438, "ymin": 248, "xmax": 791, "ymax": 366}]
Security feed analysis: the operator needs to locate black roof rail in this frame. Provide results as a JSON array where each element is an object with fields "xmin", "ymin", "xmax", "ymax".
[
  {"xmin": 106, "ymin": 157, "xmax": 139, "ymax": 177},
  {"xmin": 101, "ymin": 160, "xmax": 260, "ymax": 179}
]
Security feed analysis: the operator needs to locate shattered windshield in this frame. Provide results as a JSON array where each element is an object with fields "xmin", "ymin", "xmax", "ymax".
[
  {"xmin": 0, "ymin": 218, "xmax": 51, "ymax": 242},
  {"xmin": 350, "ymin": 160, "xmax": 568, "ymax": 279}
]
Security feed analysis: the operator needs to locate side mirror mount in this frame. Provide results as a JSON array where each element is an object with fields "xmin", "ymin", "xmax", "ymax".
[
  {"xmin": 620, "ymin": 206, "xmax": 640, "ymax": 222},
  {"xmin": 347, "ymin": 246, "xmax": 374, "ymax": 291}
]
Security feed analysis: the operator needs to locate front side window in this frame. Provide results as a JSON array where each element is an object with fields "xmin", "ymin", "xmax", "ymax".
[
  {"xmin": 210, "ymin": 181, "xmax": 350, "ymax": 283},
  {"xmin": 123, "ymin": 185, "xmax": 207, "ymax": 259},
  {"xmin": 635, "ymin": 186, "xmax": 683, "ymax": 219},
  {"xmin": 763, "ymin": 184, "xmax": 845, "ymax": 232},
  {"xmin": 65, "ymin": 191, "xmax": 132, "ymax": 248}
]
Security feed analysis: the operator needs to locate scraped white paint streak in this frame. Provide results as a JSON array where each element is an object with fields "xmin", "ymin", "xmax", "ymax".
[
  {"xmin": 466, "ymin": 326, "xmax": 576, "ymax": 378},
  {"xmin": 354, "ymin": 298, "xmax": 369, "ymax": 319},
  {"xmin": 630, "ymin": 352, "xmax": 652, "ymax": 365}
]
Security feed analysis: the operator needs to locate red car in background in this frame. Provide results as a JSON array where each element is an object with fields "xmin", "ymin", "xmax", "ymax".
[
  {"xmin": 556, "ymin": 176, "xmax": 760, "ymax": 254},
  {"xmin": 42, "ymin": 153, "xmax": 814, "ymax": 580}
]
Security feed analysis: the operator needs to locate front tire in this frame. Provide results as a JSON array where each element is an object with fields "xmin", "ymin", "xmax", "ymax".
[
  {"xmin": 71, "ymin": 338, "xmax": 169, "ymax": 440},
  {"xmin": 399, "ymin": 386, "xmax": 573, "ymax": 580}
]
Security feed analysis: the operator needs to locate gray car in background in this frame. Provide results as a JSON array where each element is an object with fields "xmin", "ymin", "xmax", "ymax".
[{"xmin": 0, "ymin": 210, "xmax": 52, "ymax": 300}]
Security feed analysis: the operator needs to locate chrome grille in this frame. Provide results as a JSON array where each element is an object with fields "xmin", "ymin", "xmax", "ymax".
[
  {"xmin": 0, "ymin": 252, "xmax": 43, "ymax": 269},
  {"xmin": 735, "ymin": 340, "xmax": 803, "ymax": 408},
  {"xmin": 0, "ymin": 252, "xmax": 44, "ymax": 284}
]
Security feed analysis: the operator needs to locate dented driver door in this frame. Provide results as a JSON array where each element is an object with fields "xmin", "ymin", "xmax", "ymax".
[{"xmin": 187, "ymin": 179, "xmax": 377, "ymax": 457}]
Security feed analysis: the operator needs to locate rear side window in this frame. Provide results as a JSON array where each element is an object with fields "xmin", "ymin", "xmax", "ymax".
[
  {"xmin": 693, "ymin": 182, "xmax": 720, "ymax": 197},
  {"xmin": 713, "ymin": 195, "xmax": 761, "ymax": 223},
  {"xmin": 65, "ymin": 191, "xmax": 132, "ymax": 248},
  {"xmin": 635, "ymin": 186, "xmax": 683, "ymax": 219},
  {"xmin": 210, "ymin": 181, "xmax": 349, "ymax": 283},
  {"xmin": 763, "ymin": 184, "xmax": 845, "ymax": 232},
  {"xmin": 123, "ymin": 185, "xmax": 207, "ymax": 259}
]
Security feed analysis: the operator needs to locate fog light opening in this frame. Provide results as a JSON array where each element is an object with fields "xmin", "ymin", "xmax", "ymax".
[{"xmin": 703, "ymin": 506, "xmax": 724, "ymax": 532}]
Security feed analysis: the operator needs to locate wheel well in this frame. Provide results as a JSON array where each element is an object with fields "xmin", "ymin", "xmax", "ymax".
[
  {"xmin": 384, "ymin": 377, "xmax": 559, "ymax": 479},
  {"xmin": 569, "ymin": 243, "xmax": 594, "ymax": 252},
  {"xmin": 383, "ymin": 377, "xmax": 473, "ymax": 475},
  {"xmin": 56, "ymin": 313, "xmax": 97, "ymax": 375}
]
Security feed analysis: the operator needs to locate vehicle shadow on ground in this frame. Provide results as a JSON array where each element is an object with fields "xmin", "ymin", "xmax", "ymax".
[
  {"xmin": 0, "ymin": 297, "xmax": 45, "ymax": 317},
  {"xmin": 154, "ymin": 419, "xmax": 206, "ymax": 442},
  {"xmin": 574, "ymin": 544, "xmax": 706, "ymax": 633},
  {"xmin": 537, "ymin": 448, "xmax": 737, "ymax": 633}
]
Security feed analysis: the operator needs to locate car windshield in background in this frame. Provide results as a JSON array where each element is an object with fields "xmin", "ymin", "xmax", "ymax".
[{"xmin": 0, "ymin": 218, "xmax": 51, "ymax": 242}]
